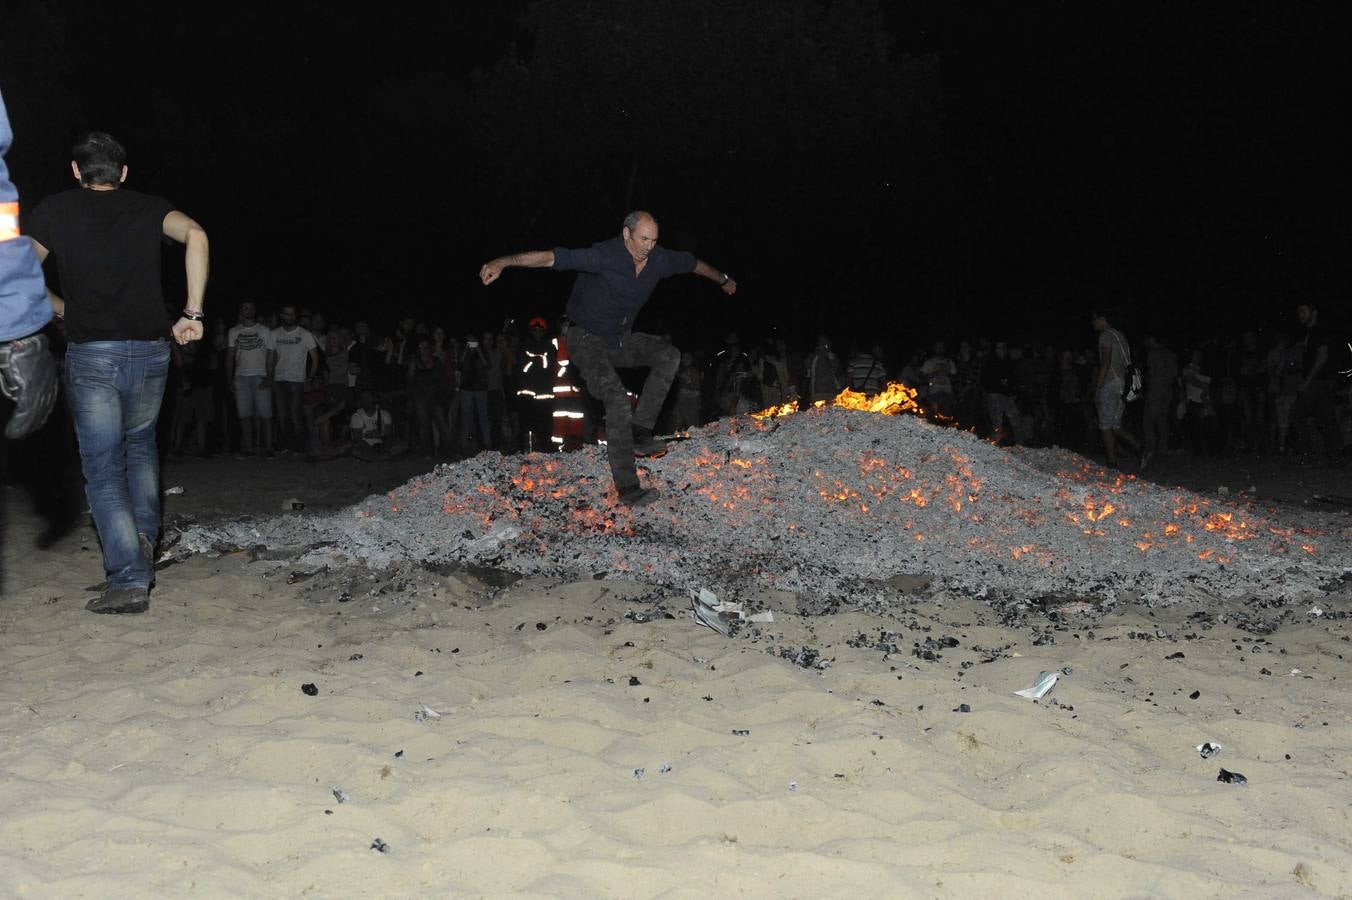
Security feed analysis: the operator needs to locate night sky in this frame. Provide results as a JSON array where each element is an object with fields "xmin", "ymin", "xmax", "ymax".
[{"xmin": 2, "ymin": 1, "xmax": 1346, "ymax": 351}]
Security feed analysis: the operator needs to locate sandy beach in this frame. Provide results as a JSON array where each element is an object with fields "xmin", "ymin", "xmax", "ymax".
[{"xmin": 2, "ymin": 450, "xmax": 1350, "ymax": 899}]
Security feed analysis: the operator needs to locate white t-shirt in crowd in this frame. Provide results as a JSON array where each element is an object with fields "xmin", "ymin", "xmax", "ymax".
[
  {"xmin": 228, "ymin": 322, "xmax": 274, "ymax": 377},
  {"xmin": 271, "ymin": 326, "xmax": 318, "ymax": 383},
  {"xmin": 350, "ymin": 407, "xmax": 392, "ymax": 445}
]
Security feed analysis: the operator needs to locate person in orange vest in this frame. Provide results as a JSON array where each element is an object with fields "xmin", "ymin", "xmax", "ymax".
[
  {"xmin": 0, "ymin": 87, "xmax": 58, "ymax": 439},
  {"xmin": 479, "ymin": 211, "xmax": 736, "ymax": 505},
  {"xmin": 548, "ymin": 328, "xmax": 587, "ymax": 451}
]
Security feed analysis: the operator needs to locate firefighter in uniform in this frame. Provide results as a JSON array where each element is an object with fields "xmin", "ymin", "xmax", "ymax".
[
  {"xmin": 516, "ymin": 315, "xmax": 558, "ymax": 452},
  {"xmin": 550, "ymin": 326, "xmax": 586, "ymax": 450}
]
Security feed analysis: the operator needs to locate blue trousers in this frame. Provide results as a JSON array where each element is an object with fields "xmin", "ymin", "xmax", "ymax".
[{"xmin": 65, "ymin": 340, "xmax": 170, "ymax": 590}]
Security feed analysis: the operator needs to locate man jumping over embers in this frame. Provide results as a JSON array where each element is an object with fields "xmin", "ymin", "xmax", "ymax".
[{"xmin": 479, "ymin": 211, "xmax": 736, "ymax": 505}]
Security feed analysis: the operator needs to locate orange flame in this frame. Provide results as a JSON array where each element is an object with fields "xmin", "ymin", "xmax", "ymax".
[{"xmin": 753, "ymin": 381, "xmax": 924, "ymax": 419}]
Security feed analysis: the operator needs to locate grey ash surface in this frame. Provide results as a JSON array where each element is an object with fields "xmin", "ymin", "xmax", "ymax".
[{"xmin": 178, "ymin": 408, "xmax": 1352, "ymax": 611}]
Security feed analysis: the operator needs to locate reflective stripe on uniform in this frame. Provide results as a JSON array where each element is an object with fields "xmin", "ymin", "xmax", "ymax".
[{"xmin": 0, "ymin": 202, "xmax": 19, "ymax": 241}]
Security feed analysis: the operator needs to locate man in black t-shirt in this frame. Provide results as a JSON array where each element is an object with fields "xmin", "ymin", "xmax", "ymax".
[
  {"xmin": 1292, "ymin": 303, "xmax": 1344, "ymax": 465},
  {"xmin": 27, "ymin": 131, "xmax": 210, "ymax": 614},
  {"xmin": 479, "ymin": 211, "xmax": 737, "ymax": 505}
]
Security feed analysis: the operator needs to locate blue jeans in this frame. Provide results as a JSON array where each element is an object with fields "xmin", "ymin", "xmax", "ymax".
[{"xmin": 65, "ymin": 340, "xmax": 171, "ymax": 590}]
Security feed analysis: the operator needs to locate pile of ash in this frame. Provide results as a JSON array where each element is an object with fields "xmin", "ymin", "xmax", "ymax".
[{"xmin": 178, "ymin": 406, "xmax": 1350, "ymax": 610}]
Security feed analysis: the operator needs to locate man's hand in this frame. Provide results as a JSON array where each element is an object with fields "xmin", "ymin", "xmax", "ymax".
[
  {"xmin": 694, "ymin": 260, "xmax": 737, "ymax": 295},
  {"xmin": 479, "ymin": 260, "xmax": 506, "ymax": 286},
  {"xmin": 0, "ymin": 332, "xmax": 58, "ymax": 439},
  {"xmin": 172, "ymin": 317, "xmax": 203, "ymax": 345}
]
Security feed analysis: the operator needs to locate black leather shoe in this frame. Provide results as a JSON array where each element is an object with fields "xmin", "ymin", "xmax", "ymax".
[{"xmin": 86, "ymin": 587, "xmax": 150, "ymax": 615}]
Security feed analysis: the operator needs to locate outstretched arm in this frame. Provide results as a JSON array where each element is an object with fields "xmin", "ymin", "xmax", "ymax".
[
  {"xmin": 479, "ymin": 250, "xmax": 556, "ymax": 286},
  {"xmin": 694, "ymin": 259, "xmax": 737, "ymax": 295}
]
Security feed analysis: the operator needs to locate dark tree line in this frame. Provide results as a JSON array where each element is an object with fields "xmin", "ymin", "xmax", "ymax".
[
  {"xmin": 3, "ymin": 1, "xmax": 1346, "ymax": 345},
  {"xmin": 2, "ymin": 0, "xmax": 942, "ymax": 338}
]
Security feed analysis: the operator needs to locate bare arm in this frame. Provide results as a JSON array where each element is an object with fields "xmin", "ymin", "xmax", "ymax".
[
  {"xmin": 479, "ymin": 250, "xmax": 556, "ymax": 286},
  {"xmin": 694, "ymin": 259, "xmax": 737, "ymax": 296},
  {"xmin": 162, "ymin": 211, "xmax": 209, "ymax": 344}
]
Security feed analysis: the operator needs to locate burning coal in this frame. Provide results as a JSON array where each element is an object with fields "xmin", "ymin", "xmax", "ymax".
[
  {"xmin": 752, "ymin": 381, "xmax": 926, "ymax": 420},
  {"xmin": 181, "ymin": 385, "xmax": 1350, "ymax": 610}
]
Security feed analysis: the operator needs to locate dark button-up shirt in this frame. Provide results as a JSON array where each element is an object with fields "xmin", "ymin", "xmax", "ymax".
[{"xmin": 555, "ymin": 236, "xmax": 696, "ymax": 337}]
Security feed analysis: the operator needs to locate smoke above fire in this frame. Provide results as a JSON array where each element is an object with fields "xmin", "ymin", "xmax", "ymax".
[{"xmin": 181, "ymin": 388, "xmax": 1350, "ymax": 610}]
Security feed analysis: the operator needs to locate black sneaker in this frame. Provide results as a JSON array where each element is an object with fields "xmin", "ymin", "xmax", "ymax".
[
  {"xmin": 618, "ymin": 485, "xmax": 659, "ymax": 507},
  {"xmin": 86, "ymin": 587, "xmax": 150, "ymax": 615},
  {"xmin": 632, "ymin": 426, "xmax": 667, "ymax": 457}
]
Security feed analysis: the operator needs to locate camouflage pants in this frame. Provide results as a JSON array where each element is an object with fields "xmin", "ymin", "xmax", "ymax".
[{"xmin": 565, "ymin": 326, "xmax": 680, "ymax": 492}]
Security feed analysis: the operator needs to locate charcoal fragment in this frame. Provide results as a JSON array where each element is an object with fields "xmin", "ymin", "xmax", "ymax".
[{"xmin": 301, "ymin": 683, "xmax": 318, "ymax": 696}]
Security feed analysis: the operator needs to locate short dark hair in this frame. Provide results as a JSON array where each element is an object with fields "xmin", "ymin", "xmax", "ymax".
[{"xmin": 72, "ymin": 132, "xmax": 126, "ymax": 186}]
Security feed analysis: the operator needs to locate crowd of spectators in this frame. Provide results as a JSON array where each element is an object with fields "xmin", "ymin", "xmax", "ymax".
[{"xmin": 138, "ymin": 302, "xmax": 1352, "ymax": 471}]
